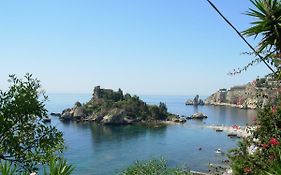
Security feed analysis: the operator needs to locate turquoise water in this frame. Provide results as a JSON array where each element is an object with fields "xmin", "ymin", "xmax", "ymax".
[{"xmin": 45, "ymin": 94, "xmax": 256, "ymax": 175}]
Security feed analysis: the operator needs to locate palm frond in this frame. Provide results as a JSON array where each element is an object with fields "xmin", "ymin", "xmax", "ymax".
[{"xmin": 243, "ymin": 0, "xmax": 281, "ymax": 53}]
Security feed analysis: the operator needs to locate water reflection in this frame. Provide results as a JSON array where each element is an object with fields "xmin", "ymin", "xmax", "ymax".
[
  {"xmin": 89, "ymin": 124, "xmax": 167, "ymax": 145},
  {"xmin": 186, "ymin": 106, "xmax": 257, "ymax": 126},
  {"xmin": 193, "ymin": 105, "xmax": 199, "ymax": 113}
]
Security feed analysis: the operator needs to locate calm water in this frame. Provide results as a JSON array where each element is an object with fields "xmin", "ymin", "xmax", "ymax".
[{"xmin": 45, "ymin": 94, "xmax": 256, "ymax": 175}]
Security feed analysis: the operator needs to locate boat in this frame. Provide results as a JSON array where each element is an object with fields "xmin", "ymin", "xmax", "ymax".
[
  {"xmin": 50, "ymin": 112, "xmax": 61, "ymax": 117},
  {"xmin": 227, "ymin": 133, "xmax": 238, "ymax": 137},
  {"xmin": 215, "ymin": 128, "xmax": 223, "ymax": 132},
  {"xmin": 43, "ymin": 117, "xmax": 51, "ymax": 123},
  {"xmin": 215, "ymin": 148, "xmax": 224, "ymax": 154}
]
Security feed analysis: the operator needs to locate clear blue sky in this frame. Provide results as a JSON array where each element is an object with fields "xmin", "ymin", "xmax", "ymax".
[{"xmin": 0, "ymin": 0, "xmax": 272, "ymax": 95}]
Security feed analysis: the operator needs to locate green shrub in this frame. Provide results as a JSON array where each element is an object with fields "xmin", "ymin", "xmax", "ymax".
[
  {"xmin": 0, "ymin": 74, "xmax": 65, "ymax": 172},
  {"xmin": 121, "ymin": 158, "xmax": 191, "ymax": 175},
  {"xmin": 0, "ymin": 157, "xmax": 74, "ymax": 175},
  {"xmin": 44, "ymin": 157, "xmax": 74, "ymax": 175},
  {"xmin": 229, "ymin": 97, "xmax": 281, "ymax": 174},
  {"xmin": 0, "ymin": 161, "xmax": 17, "ymax": 175}
]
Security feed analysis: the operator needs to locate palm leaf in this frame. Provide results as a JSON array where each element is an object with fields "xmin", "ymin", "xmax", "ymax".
[
  {"xmin": 44, "ymin": 157, "xmax": 74, "ymax": 175},
  {"xmin": 0, "ymin": 161, "xmax": 17, "ymax": 175},
  {"xmin": 243, "ymin": 0, "xmax": 281, "ymax": 53}
]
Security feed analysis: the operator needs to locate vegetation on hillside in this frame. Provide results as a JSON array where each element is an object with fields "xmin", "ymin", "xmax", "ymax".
[{"xmin": 70, "ymin": 86, "xmax": 177, "ymax": 123}]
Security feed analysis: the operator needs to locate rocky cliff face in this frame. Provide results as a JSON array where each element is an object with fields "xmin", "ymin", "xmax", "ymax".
[
  {"xmin": 205, "ymin": 76, "xmax": 280, "ymax": 109},
  {"xmin": 185, "ymin": 95, "xmax": 204, "ymax": 106}
]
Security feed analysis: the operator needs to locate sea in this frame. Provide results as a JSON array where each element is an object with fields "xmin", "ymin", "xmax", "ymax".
[{"xmin": 45, "ymin": 94, "xmax": 256, "ymax": 175}]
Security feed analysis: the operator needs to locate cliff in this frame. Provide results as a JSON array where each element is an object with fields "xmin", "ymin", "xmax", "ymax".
[
  {"xmin": 185, "ymin": 95, "xmax": 204, "ymax": 106},
  {"xmin": 205, "ymin": 75, "xmax": 281, "ymax": 109}
]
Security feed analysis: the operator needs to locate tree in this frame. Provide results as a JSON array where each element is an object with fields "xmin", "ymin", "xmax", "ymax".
[
  {"xmin": 242, "ymin": 0, "xmax": 281, "ymax": 76},
  {"xmin": 159, "ymin": 102, "xmax": 167, "ymax": 113},
  {"xmin": 243, "ymin": 0, "xmax": 281, "ymax": 54},
  {"xmin": 206, "ymin": 0, "xmax": 277, "ymax": 76},
  {"xmin": 226, "ymin": 1, "xmax": 281, "ymax": 174},
  {"xmin": 0, "ymin": 74, "xmax": 64, "ymax": 173},
  {"xmin": 149, "ymin": 105, "xmax": 163, "ymax": 120}
]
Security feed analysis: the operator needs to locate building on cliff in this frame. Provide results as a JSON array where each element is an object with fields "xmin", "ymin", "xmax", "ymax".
[{"xmin": 205, "ymin": 76, "xmax": 281, "ymax": 109}]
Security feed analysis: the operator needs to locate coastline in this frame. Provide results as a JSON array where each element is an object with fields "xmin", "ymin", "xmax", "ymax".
[
  {"xmin": 204, "ymin": 103, "xmax": 256, "ymax": 110},
  {"xmin": 49, "ymin": 94, "xmax": 253, "ymax": 174},
  {"xmin": 204, "ymin": 124, "xmax": 255, "ymax": 138}
]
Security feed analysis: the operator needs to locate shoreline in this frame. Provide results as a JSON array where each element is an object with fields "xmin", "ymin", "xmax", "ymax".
[
  {"xmin": 64, "ymin": 118, "xmax": 185, "ymax": 127},
  {"xmin": 204, "ymin": 124, "xmax": 255, "ymax": 138},
  {"xmin": 204, "ymin": 103, "xmax": 257, "ymax": 110}
]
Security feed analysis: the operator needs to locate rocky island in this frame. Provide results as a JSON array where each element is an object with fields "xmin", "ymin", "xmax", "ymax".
[
  {"xmin": 59, "ymin": 86, "xmax": 184, "ymax": 124},
  {"xmin": 186, "ymin": 112, "xmax": 207, "ymax": 120},
  {"xmin": 204, "ymin": 75, "xmax": 280, "ymax": 109}
]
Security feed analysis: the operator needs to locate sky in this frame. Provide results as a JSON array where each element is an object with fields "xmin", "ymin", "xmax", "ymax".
[{"xmin": 0, "ymin": 0, "xmax": 273, "ymax": 95}]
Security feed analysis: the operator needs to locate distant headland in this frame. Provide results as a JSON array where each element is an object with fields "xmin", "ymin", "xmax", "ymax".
[{"xmin": 186, "ymin": 74, "xmax": 280, "ymax": 109}]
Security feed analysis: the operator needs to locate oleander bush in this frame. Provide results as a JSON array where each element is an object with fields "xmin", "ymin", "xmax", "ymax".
[
  {"xmin": 229, "ymin": 97, "xmax": 281, "ymax": 174},
  {"xmin": 228, "ymin": 0, "xmax": 281, "ymax": 174}
]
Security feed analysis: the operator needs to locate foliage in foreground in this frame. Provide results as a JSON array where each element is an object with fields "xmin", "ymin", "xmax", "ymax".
[
  {"xmin": 228, "ymin": 0, "xmax": 281, "ymax": 174},
  {"xmin": 265, "ymin": 149, "xmax": 281, "ymax": 175},
  {"xmin": 242, "ymin": 0, "xmax": 281, "ymax": 78},
  {"xmin": 0, "ymin": 158, "xmax": 74, "ymax": 175},
  {"xmin": 121, "ymin": 158, "xmax": 191, "ymax": 175},
  {"xmin": 0, "ymin": 74, "xmax": 66, "ymax": 173},
  {"xmin": 0, "ymin": 161, "xmax": 17, "ymax": 175},
  {"xmin": 228, "ymin": 0, "xmax": 281, "ymax": 77},
  {"xmin": 43, "ymin": 157, "xmax": 74, "ymax": 175},
  {"xmin": 229, "ymin": 96, "xmax": 281, "ymax": 174}
]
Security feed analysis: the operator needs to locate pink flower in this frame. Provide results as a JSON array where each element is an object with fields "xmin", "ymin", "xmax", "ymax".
[
  {"xmin": 244, "ymin": 167, "xmax": 252, "ymax": 174},
  {"xmin": 272, "ymin": 106, "xmax": 277, "ymax": 113},
  {"xmin": 269, "ymin": 154, "xmax": 276, "ymax": 160},
  {"xmin": 269, "ymin": 138, "xmax": 279, "ymax": 146},
  {"xmin": 261, "ymin": 143, "xmax": 270, "ymax": 149}
]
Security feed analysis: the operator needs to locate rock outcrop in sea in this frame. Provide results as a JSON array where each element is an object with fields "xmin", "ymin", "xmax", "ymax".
[
  {"xmin": 185, "ymin": 95, "xmax": 204, "ymax": 106},
  {"xmin": 205, "ymin": 75, "xmax": 281, "ymax": 109},
  {"xmin": 187, "ymin": 112, "xmax": 207, "ymax": 120},
  {"xmin": 59, "ymin": 86, "xmax": 184, "ymax": 124}
]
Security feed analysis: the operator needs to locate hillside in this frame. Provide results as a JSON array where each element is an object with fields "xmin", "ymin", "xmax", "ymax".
[{"xmin": 205, "ymin": 75, "xmax": 280, "ymax": 109}]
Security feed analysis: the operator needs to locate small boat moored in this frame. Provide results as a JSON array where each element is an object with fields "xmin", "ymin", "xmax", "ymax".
[
  {"xmin": 215, "ymin": 148, "xmax": 224, "ymax": 154},
  {"xmin": 215, "ymin": 129, "xmax": 223, "ymax": 132},
  {"xmin": 43, "ymin": 117, "xmax": 51, "ymax": 123},
  {"xmin": 227, "ymin": 133, "xmax": 238, "ymax": 137}
]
